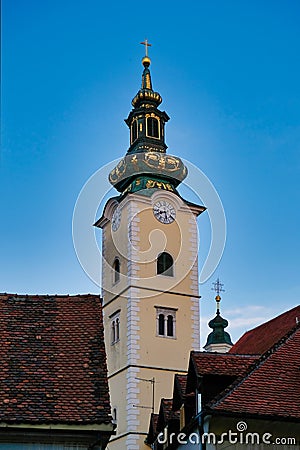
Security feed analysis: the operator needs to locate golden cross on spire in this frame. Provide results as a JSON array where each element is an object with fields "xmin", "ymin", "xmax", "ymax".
[{"xmin": 140, "ymin": 39, "xmax": 152, "ymax": 57}]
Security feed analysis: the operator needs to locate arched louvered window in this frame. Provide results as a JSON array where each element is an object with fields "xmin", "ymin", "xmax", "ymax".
[
  {"xmin": 157, "ymin": 252, "xmax": 174, "ymax": 277},
  {"xmin": 113, "ymin": 258, "xmax": 120, "ymax": 283},
  {"xmin": 147, "ymin": 117, "xmax": 159, "ymax": 138}
]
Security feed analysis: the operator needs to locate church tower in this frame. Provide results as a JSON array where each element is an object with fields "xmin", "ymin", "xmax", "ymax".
[
  {"xmin": 95, "ymin": 45, "xmax": 205, "ymax": 450},
  {"xmin": 204, "ymin": 279, "xmax": 233, "ymax": 353}
]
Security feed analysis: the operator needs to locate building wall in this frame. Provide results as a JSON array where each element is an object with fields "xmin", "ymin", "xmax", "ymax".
[{"xmin": 101, "ymin": 191, "xmax": 202, "ymax": 450}]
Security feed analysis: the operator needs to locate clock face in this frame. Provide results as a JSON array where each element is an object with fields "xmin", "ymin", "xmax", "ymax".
[
  {"xmin": 153, "ymin": 200, "xmax": 176, "ymax": 224},
  {"xmin": 111, "ymin": 206, "xmax": 121, "ymax": 232}
]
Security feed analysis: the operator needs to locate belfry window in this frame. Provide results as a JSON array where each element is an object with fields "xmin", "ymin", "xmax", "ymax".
[
  {"xmin": 158, "ymin": 314, "xmax": 165, "ymax": 336},
  {"xmin": 113, "ymin": 258, "xmax": 120, "ymax": 284},
  {"xmin": 156, "ymin": 307, "xmax": 177, "ymax": 339},
  {"xmin": 110, "ymin": 310, "xmax": 120, "ymax": 345},
  {"xmin": 147, "ymin": 117, "xmax": 159, "ymax": 138},
  {"xmin": 131, "ymin": 120, "xmax": 138, "ymax": 143},
  {"xmin": 157, "ymin": 252, "xmax": 174, "ymax": 277},
  {"xmin": 167, "ymin": 315, "xmax": 174, "ymax": 337},
  {"xmin": 116, "ymin": 317, "xmax": 120, "ymax": 340},
  {"xmin": 112, "ymin": 407, "xmax": 117, "ymax": 425}
]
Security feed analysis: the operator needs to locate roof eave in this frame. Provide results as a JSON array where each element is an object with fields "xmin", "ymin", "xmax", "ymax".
[{"xmin": 0, "ymin": 422, "xmax": 116, "ymax": 432}]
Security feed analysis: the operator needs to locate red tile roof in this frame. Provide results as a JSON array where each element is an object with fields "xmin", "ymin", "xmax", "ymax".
[
  {"xmin": 172, "ymin": 374, "xmax": 187, "ymax": 411},
  {"xmin": 0, "ymin": 294, "xmax": 112, "ymax": 425},
  {"xmin": 146, "ymin": 412, "xmax": 159, "ymax": 444},
  {"xmin": 156, "ymin": 398, "xmax": 179, "ymax": 432},
  {"xmin": 161, "ymin": 398, "xmax": 174, "ymax": 423},
  {"xmin": 209, "ymin": 324, "xmax": 300, "ymax": 420},
  {"xmin": 230, "ymin": 305, "xmax": 300, "ymax": 355},
  {"xmin": 175, "ymin": 374, "xmax": 187, "ymax": 396},
  {"xmin": 191, "ymin": 351, "xmax": 257, "ymax": 377},
  {"xmin": 151, "ymin": 413, "xmax": 159, "ymax": 433}
]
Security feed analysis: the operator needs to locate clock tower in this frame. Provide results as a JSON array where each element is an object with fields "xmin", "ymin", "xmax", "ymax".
[{"xmin": 95, "ymin": 49, "xmax": 205, "ymax": 450}]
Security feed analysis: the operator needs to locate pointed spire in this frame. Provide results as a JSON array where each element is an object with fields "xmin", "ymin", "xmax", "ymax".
[
  {"xmin": 108, "ymin": 42, "xmax": 188, "ymax": 195},
  {"xmin": 132, "ymin": 41, "xmax": 162, "ymax": 108},
  {"xmin": 140, "ymin": 39, "xmax": 153, "ymax": 90},
  {"xmin": 141, "ymin": 58, "xmax": 153, "ymax": 90}
]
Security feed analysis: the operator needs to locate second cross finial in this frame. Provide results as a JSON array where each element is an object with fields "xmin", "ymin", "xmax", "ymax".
[
  {"xmin": 212, "ymin": 278, "xmax": 225, "ymax": 314},
  {"xmin": 211, "ymin": 278, "xmax": 225, "ymax": 296}
]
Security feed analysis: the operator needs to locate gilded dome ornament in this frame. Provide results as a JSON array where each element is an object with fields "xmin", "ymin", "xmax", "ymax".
[{"xmin": 108, "ymin": 40, "xmax": 188, "ymax": 195}]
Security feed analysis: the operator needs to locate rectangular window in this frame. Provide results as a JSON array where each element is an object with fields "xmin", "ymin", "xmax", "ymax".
[
  {"xmin": 110, "ymin": 310, "xmax": 121, "ymax": 345},
  {"xmin": 155, "ymin": 306, "xmax": 177, "ymax": 339}
]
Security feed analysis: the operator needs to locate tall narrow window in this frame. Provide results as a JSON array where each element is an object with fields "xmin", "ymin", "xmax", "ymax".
[
  {"xmin": 116, "ymin": 317, "xmax": 120, "ymax": 341},
  {"xmin": 110, "ymin": 310, "xmax": 121, "ymax": 345},
  {"xmin": 147, "ymin": 117, "xmax": 159, "ymax": 138},
  {"xmin": 157, "ymin": 252, "xmax": 174, "ymax": 277},
  {"xmin": 112, "ymin": 407, "xmax": 117, "ymax": 425},
  {"xmin": 111, "ymin": 320, "xmax": 116, "ymax": 344},
  {"xmin": 131, "ymin": 120, "xmax": 138, "ymax": 143},
  {"xmin": 113, "ymin": 258, "xmax": 120, "ymax": 284},
  {"xmin": 167, "ymin": 315, "xmax": 174, "ymax": 337},
  {"xmin": 158, "ymin": 314, "xmax": 165, "ymax": 336}
]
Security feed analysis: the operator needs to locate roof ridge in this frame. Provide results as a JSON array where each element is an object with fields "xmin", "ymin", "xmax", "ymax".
[
  {"xmin": 192, "ymin": 350, "xmax": 256, "ymax": 358},
  {"xmin": 207, "ymin": 322, "xmax": 300, "ymax": 411},
  {"xmin": 233, "ymin": 304, "xmax": 300, "ymax": 340}
]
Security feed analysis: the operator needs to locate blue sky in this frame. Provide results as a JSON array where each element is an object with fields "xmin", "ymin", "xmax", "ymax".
[{"xmin": 2, "ymin": 0, "xmax": 300, "ymax": 345}]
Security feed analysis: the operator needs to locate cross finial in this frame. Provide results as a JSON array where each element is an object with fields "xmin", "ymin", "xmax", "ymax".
[
  {"xmin": 140, "ymin": 39, "xmax": 152, "ymax": 57},
  {"xmin": 212, "ymin": 278, "xmax": 225, "ymax": 314},
  {"xmin": 211, "ymin": 278, "xmax": 225, "ymax": 296}
]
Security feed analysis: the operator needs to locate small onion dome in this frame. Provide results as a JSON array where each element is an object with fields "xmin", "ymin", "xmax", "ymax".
[
  {"xmin": 132, "ymin": 90, "xmax": 162, "ymax": 108},
  {"xmin": 208, "ymin": 313, "xmax": 229, "ymax": 330},
  {"xmin": 205, "ymin": 312, "xmax": 233, "ymax": 347}
]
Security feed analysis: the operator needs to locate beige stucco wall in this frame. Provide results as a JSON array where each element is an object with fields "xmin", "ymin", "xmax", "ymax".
[{"xmin": 101, "ymin": 190, "xmax": 202, "ymax": 450}]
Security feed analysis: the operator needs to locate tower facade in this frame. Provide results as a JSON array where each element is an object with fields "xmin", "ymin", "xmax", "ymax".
[{"xmin": 95, "ymin": 52, "xmax": 205, "ymax": 450}]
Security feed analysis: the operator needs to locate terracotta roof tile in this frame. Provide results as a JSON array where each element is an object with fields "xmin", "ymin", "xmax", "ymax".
[
  {"xmin": 145, "ymin": 413, "xmax": 160, "ymax": 445},
  {"xmin": 161, "ymin": 398, "xmax": 173, "ymax": 422},
  {"xmin": 172, "ymin": 374, "xmax": 187, "ymax": 411},
  {"xmin": 0, "ymin": 294, "xmax": 112, "ymax": 425},
  {"xmin": 209, "ymin": 324, "xmax": 300, "ymax": 420},
  {"xmin": 156, "ymin": 398, "xmax": 176, "ymax": 432},
  {"xmin": 230, "ymin": 305, "xmax": 300, "ymax": 355},
  {"xmin": 191, "ymin": 351, "xmax": 257, "ymax": 377},
  {"xmin": 175, "ymin": 374, "xmax": 187, "ymax": 396}
]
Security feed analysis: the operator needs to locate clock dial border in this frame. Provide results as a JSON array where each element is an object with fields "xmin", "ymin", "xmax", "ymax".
[
  {"xmin": 153, "ymin": 200, "xmax": 176, "ymax": 224},
  {"xmin": 111, "ymin": 206, "xmax": 122, "ymax": 232}
]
